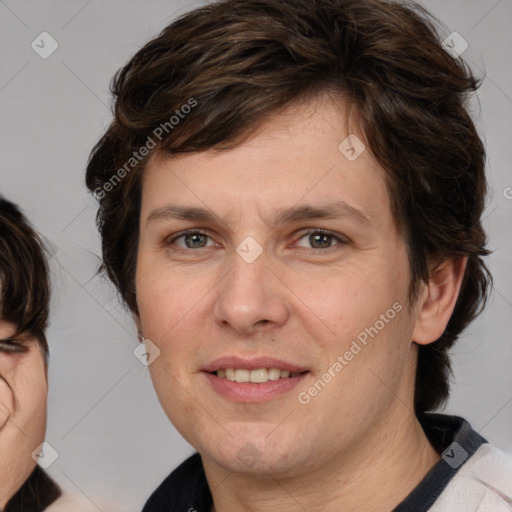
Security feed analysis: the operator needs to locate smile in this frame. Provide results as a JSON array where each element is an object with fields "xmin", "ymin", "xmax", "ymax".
[{"xmin": 214, "ymin": 368, "xmax": 303, "ymax": 383}]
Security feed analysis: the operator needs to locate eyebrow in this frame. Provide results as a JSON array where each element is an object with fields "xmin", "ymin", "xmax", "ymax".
[{"xmin": 146, "ymin": 201, "xmax": 373, "ymax": 227}]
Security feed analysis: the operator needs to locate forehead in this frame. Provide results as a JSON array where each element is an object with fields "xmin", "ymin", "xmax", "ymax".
[{"xmin": 140, "ymin": 96, "xmax": 393, "ymax": 230}]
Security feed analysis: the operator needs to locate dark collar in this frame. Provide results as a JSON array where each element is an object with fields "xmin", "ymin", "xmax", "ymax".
[{"xmin": 393, "ymin": 413, "xmax": 487, "ymax": 511}]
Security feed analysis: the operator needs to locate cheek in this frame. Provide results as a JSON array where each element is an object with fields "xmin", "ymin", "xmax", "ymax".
[
  {"xmin": 137, "ymin": 265, "xmax": 214, "ymax": 428},
  {"xmin": 305, "ymin": 260, "xmax": 412, "ymax": 398},
  {"xmin": 136, "ymin": 258, "xmax": 207, "ymax": 341},
  {"xmin": 307, "ymin": 263, "xmax": 403, "ymax": 335},
  {"xmin": 27, "ymin": 377, "xmax": 48, "ymax": 426},
  {"xmin": 138, "ymin": 271, "xmax": 201, "ymax": 383},
  {"xmin": 13, "ymin": 356, "xmax": 48, "ymax": 437},
  {"xmin": 0, "ymin": 378, "xmax": 14, "ymax": 429}
]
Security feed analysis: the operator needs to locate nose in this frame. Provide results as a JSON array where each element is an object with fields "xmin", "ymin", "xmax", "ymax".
[{"xmin": 213, "ymin": 247, "xmax": 289, "ymax": 336}]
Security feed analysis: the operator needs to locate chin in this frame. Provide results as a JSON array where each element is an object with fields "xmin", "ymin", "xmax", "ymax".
[{"xmin": 197, "ymin": 422, "xmax": 309, "ymax": 475}]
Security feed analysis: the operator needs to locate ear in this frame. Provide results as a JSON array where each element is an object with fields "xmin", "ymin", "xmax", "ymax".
[{"xmin": 412, "ymin": 256, "xmax": 467, "ymax": 345}]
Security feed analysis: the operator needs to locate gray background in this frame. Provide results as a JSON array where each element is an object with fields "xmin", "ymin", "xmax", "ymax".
[{"xmin": 0, "ymin": 0, "xmax": 511, "ymax": 510}]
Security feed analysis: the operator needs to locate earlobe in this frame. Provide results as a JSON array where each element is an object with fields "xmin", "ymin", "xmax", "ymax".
[{"xmin": 412, "ymin": 256, "xmax": 468, "ymax": 346}]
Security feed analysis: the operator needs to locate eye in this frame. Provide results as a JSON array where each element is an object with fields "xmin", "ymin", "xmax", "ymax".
[
  {"xmin": 167, "ymin": 230, "xmax": 217, "ymax": 250},
  {"xmin": 295, "ymin": 229, "xmax": 348, "ymax": 250},
  {"xmin": 0, "ymin": 338, "xmax": 28, "ymax": 354}
]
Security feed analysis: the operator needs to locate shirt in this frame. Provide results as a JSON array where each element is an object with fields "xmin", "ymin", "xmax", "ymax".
[{"xmin": 141, "ymin": 413, "xmax": 512, "ymax": 512}]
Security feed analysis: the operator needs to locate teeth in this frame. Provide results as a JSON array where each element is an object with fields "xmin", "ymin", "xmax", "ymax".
[
  {"xmin": 250, "ymin": 368, "xmax": 268, "ymax": 383},
  {"xmin": 268, "ymin": 368, "xmax": 281, "ymax": 381},
  {"xmin": 235, "ymin": 369, "xmax": 250, "ymax": 382},
  {"xmin": 215, "ymin": 367, "xmax": 303, "ymax": 383}
]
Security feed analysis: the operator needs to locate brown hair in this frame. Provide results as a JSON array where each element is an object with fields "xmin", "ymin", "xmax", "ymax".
[
  {"xmin": 0, "ymin": 197, "xmax": 51, "ymax": 355},
  {"xmin": 86, "ymin": 0, "xmax": 491, "ymax": 413}
]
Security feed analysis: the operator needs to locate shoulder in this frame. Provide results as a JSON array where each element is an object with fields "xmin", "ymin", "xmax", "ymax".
[{"xmin": 431, "ymin": 443, "xmax": 512, "ymax": 511}]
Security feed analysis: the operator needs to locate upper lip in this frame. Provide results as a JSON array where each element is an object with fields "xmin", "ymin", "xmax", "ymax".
[{"xmin": 202, "ymin": 356, "xmax": 309, "ymax": 373}]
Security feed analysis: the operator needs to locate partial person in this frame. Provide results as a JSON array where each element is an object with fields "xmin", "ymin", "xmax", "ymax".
[
  {"xmin": 0, "ymin": 197, "xmax": 107, "ymax": 512},
  {"xmin": 0, "ymin": 197, "xmax": 60, "ymax": 511}
]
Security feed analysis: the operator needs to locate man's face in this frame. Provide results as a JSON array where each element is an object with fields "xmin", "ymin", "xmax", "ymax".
[
  {"xmin": 0, "ymin": 321, "xmax": 47, "ymax": 506},
  {"xmin": 136, "ymin": 96, "xmax": 424, "ymax": 477}
]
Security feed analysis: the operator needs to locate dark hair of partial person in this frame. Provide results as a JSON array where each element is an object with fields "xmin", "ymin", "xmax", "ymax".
[
  {"xmin": 85, "ymin": 0, "xmax": 492, "ymax": 414},
  {"xmin": 0, "ymin": 197, "xmax": 61, "ymax": 511}
]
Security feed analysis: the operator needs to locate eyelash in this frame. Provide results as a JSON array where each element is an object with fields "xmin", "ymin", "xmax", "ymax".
[
  {"xmin": 0, "ymin": 338, "xmax": 28, "ymax": 354},
  {"xmin": 166, "ymin": 228, "xmax": 348, "ymax": 254}
]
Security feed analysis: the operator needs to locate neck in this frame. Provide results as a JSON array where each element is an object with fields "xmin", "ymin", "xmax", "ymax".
[{"xmin": 203, "ymin": 406, "xmax": 440, "ymax": 512}]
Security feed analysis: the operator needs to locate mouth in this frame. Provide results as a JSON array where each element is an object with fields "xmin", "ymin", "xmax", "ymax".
[
  {"xmin": 202, "ymin": 357, "xmax": 310, "ymax": 403},
  {"xmin": 211, "ymin": 367, "xmax": 306, "ymax": 383}
]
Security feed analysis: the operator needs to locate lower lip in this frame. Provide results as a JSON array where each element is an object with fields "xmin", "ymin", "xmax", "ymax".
[{"xmin": 203, "ymin": 372, "xmax": 309, "ymax": 403}]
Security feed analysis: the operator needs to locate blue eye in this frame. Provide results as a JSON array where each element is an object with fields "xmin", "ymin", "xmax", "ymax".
[
  {"xmin": 168, "ymin": 230, "xmax": 216, "ymax": 250},
  {"xmin": 178, "ymin": 232, "xmax": 209, "ymax": 249}
]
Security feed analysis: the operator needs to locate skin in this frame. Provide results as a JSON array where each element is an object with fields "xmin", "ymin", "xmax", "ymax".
[
  {"xmin": 136, "ymin": 95, "xmax": 467, "ymax": 512},
  {"xmin": 0, "ymin": 322, "xmax": 47, "ymax": 508}
]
